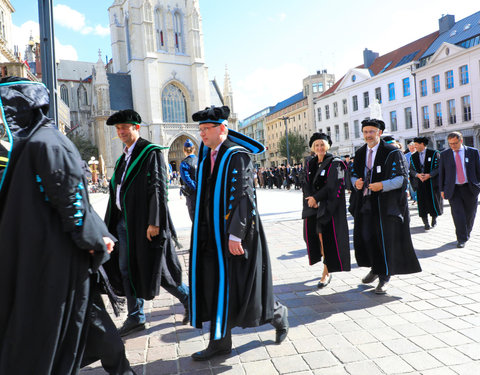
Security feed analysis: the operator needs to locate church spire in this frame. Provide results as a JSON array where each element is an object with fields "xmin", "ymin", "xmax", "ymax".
[{"xmin": 223, "ymin": 65, "xmax": 234, "ymax": 112}]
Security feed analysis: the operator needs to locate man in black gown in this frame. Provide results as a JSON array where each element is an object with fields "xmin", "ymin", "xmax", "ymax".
[{"xmin": 0, "ymin": 77, "xmax": 134, "ymax": 374}]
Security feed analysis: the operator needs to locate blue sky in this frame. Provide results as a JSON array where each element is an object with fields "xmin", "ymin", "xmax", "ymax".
[{"xmin": 11, "ymin": 1, "xmax": 480, "ymax": 119}]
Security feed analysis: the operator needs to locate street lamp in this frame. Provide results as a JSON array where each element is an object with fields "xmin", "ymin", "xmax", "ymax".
[
  {"xmin": 280, "ymin": 116, "xmax": 291, "ymax": 166},
  {"xmin": 409, "ymin": 63, "xmax": 420, "ymax": 137}
]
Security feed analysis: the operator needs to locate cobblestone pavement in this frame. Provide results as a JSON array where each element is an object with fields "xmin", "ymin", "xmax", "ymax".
[{"xmin": 82, "ymin": 188, "xmax": 480, "ymax": 375}]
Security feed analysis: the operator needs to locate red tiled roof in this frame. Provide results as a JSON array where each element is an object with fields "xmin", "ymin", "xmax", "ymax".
[{"xmin": 366, "ymin": 31, "xmax": 439, "ymax": 75}]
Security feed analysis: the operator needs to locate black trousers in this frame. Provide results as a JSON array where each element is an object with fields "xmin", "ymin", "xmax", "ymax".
[
  {"xmin": 361, "ymin": 212, "xmax": 390, "ymax": 282},
  {"xmin": 449, "ymin": 184, "xmax": 478, "ymax": 242},
  {"xmin": 186, "ymin": 194, "xmax": 196, "ymax": 222},
  {"xmin": 81, "ymin": 286, "xmax": 135, "ymax": 375}
]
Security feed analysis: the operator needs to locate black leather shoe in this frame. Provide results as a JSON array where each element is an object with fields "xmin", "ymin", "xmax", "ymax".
[
  {"xmin": 182, "ymin": 304, "xmax": 190, "ymax": 325},
  {"xmin": 275, "ymin": 306, "xmax": 289, "ymax": 344},
  {"xmin": 424, "ymin": 224, "xmax": 431, "ymax": 230},
  {"xmin": 191, "ymin": 346, "xmax": 231, "ymax": 361},
  {"xmin": 431, "ymin": 217, "xmax": 437, "ymax": 228},
  {"xmin": 118, "ymin": 319, "xmax": 146, "ymax": 337},
  {"xmin": 457, "ymin": 241, "xmax": 466, "ymax": 248},
  {"xmin": 317, "ymin": 274, "xmax": 332, "ymax": 288},
  {"xmin": 192, "ymin": 336, "xmax": 232, "ymax": 361},
  {"xmin": 362, "ymin": 270, "xmax": 378, "ymax": 284}
]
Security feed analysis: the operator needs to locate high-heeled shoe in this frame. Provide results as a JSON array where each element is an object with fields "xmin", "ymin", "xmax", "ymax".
[{"xmin": 317, "ymin": 274, "xmax": 332, "ymax": 288}]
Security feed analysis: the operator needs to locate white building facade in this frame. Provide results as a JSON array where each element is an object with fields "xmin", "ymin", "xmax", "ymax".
[{"xmin": 415, "ymin": 43, "xmax": 480, "ymax": 149}]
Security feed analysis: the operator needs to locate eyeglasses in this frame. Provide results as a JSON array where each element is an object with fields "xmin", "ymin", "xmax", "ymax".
[{"xmin": 199, "ymin": 124, "xmax": 221, "ymax": 134}]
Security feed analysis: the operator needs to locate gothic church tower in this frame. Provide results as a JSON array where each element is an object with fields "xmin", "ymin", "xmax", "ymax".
[{"xmin": 108, "ymin": 0, "xmax": 210, "ymax": 152}]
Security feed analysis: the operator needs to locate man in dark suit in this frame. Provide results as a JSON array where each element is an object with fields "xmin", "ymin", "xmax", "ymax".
[{"xmin": 439, "ymin": 131, "xmax": 480, "ymax": 248}]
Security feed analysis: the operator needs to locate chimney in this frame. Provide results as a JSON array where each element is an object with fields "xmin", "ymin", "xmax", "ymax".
[
  {"xmin": 363, "ymin": 48, "xmax": 379, "ymax": 69},
  {"xmin": 439, "ymin": 14, "xmax": 455, "ymax": 34},
  {"xmin": 316, "ymin": 70, "xmax": 321, "ymax": 75}
]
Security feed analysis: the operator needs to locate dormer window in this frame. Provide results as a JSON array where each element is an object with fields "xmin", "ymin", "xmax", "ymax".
[
  {"xmin": 450, "ymin": 30, "xmax": 457, "ymax": 37},
  {"xmin": 464, "ymin": 24, "xmax": 471, "ymax": 30}
]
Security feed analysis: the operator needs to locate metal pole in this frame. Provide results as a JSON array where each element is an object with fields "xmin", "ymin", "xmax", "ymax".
[
  {"xmin": 282, "ymin": 116, "xmax": 291, "ymax": 165},
  {"xmin": 410, "ymin": 64, "xmax": 420, "ymax": 137},
  {"xmin": 38, "ymin": 0, "xmax": 58, "ymax": 126}
]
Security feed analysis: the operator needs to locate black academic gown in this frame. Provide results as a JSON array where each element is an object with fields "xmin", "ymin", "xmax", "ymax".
[
  {"xmin": 190, "ymin": 132, "xmax": 274, "ymax": 341},
  {"xmin": 409, "ymin": 149, "xmax": 443, "ymax": 218},
  {"xmin": 104, "ymin": 137, "xmax": 182, "ymax": 300},
  {"xmin": 0, "ymin": 82, "xmax": 113, "ymax": 374},
  {"xmin": 302, "ymin": 153, "xmax": 351, "ymax": 272},
  {"xmin": 349, "ymin": 140, "xmax": 421, "ymax": 276}
]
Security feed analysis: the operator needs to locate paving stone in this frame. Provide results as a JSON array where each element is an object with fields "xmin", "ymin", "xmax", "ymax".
[
  {"xmin": 455, "ymin": 342, "xmax": 480, "ymax": 360},
  {"xmin": 329, "ymin": 345, "xmax": 366, "ymax": 364},
  {"xmin": 292, "ymin": 338, "xmax": 325, "ymax": 354},
  {"xmin": 429, "ymin": 347, "xmax": 471, "ymax": 366},
  {"xmin": 400, "ymin": 351, "xmax": 443, "ymax": 371},
  {"xmin": 344, "ymin": 360, "xmax": 384, "ymax": 375},
  {"xmin": 450, "ymin": 361, "xmax": 480, "ymax": 375},
  {"xmin": 312, "ymin": 366, "xmax": 348, "ymax": 375},
  {"xmin": 302, "ymin": 350, "xmax": 340, "ymax": 369},
  {"xmin": 408, "ymin": 334, "xmax": 448, "ymax": 350},
  {"xmin": 272, "ymin": 355, "xmax": 309, "ymax": 373},
  {"xmin": 356, "ymin": 342, "xmax": 394, "ymax": 359},
  {"xmin": 433, "ymin": 330, "xmax": 473, "ymax": 346},
  {"xmin": 373, "ymin": 356, "xmax": 415, "ymax": 374}
]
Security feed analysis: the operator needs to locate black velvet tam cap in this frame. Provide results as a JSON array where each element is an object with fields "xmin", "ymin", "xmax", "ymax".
[
  {"xmin": 192, "ymin": 106, "xmax": 230, "ymax": 124},
  {"xmin": 361, "ymin": 118, "xmax": 385, "ymax": 131},
  {"xmin": 413, "ymin": 136, "xmax": 429, "ymax": 145},
  {"xmin": 106, "ymin": 109, "xmax": 142, "ymax": 126},
  {"xmin": 383, "ymin": 135, "xmax": 396, "ymax": 143},
  {"xmin": 309, "ymin": 132, "xmax": 332, "ymax": 148}
]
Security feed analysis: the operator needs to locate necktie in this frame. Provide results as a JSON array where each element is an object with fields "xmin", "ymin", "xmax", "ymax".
[
  {"xmin": 455, "ymin": 151, "xmax": 466, "ymax": 184},
  {"xmin": 364, "ymin": 148, "xmax": 373, "ymax": 196},
  {"xmin": 210, "ymin": 150, "xmax": 218, "ymax": 174}
]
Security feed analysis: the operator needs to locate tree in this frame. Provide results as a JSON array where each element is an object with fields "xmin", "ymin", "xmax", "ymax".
[
  {"xmin": 67, "ymin": 133, "xmax": 98, "ymax": 162},
  {"xmin": 278, "ymin": 132, "xmax": 307, "ymax": 164}
]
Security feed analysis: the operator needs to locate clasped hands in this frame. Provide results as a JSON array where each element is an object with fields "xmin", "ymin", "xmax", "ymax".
[
  {"xmin": 355, "ymin": 178, "xmax": 383, "ymax": 192},
  {"xmin": 416, "ymin": 173, "xmax": 431, "ymax": 182}
]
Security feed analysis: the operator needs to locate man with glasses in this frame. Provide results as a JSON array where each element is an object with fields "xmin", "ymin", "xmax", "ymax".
[
  {"xmin": 189, "ymin": 106, "xmax": 289, "ymax": 361},
  {"xmin": 439, "ymin": 132, "xmax": 480, "ymax": 248},
  {"xmin": 349, "ymin": 119, "xmax": 421, "ymax": 294}
]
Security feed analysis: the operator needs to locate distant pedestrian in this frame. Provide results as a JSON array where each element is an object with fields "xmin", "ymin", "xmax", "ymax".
[
  {"xmin": 302, "ymin": 132, "xmax": 351, "ymax": 288},
  {"xmin": 349, "ymin": 119, "xmax": 421, "ymax": 294},
  {"xmin": 179, "ymin": 138, "xmax": 198, "ymax": 221},
  {"xmin": 405, "ymin": 142, "xmax": 417, "ymax": 204},
  {"xmin": 439, "ymin": 131, "xmax": 480, "ymax": 248},
  {"xmin": 0, "ymin": 77, "xmax": 134, "ymax": 374},
  {"xmin": 409, "ymin": 137, "xmax": 443, "ymax": 230}
]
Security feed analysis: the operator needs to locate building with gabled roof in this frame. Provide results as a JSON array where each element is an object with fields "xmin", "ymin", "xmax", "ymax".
[
  {"xmin": 414, "ymin": 11, "xmax": 480, "ymax": 149},
  {"xmin": 314, "ymin": 23, "xmax": 440, "ymax": 154}
]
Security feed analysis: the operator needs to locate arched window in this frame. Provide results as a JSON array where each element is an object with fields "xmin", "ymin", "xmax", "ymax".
[
  {"xmin": 60, "ymin": 84, "xmax": 69, "ymax": 106},
  {"xmin": 162, "ymin": 84, "xmax": 186, "ymax": 123},
  {"xmin": 78, "ymin": 85, "xmax": 88, "ymax": 107},
  {"xmin": 155, "ymin": 8, "xmax": 165, "ymax": 50},
  {"xmin": 173, "ymin": 11, "xmax": 184, "ymax": 53}
]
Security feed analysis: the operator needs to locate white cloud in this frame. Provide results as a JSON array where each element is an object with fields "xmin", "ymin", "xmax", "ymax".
[
  {"xmin": 94, "ymin": 25, "xmax": 110, "ymax": 37},
  {"xmin": 235, "ymin": 63, "xmax": 308, "ymax": 120},
  {"xmin": 53, "ymin": 4, "xmax": 109, "ymax": 37},
  {"xmin": 11, "ymin": 20, "xmax": 78, "ymax": 61},
  {"xmin": 54, "ymin": 4, "xmax": 86, "ymax": 32}
]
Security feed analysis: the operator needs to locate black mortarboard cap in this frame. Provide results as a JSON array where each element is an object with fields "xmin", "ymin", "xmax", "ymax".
[
  {"xmin": 413, "ymin": 136, "xmax": 429, "ymax": 145},
  {"xmin": 309, "ymin": 132, "xmax": 332, "ymax": 148},
  {"xmin": 106, "ymin": 109, "xmax": 142, "ymax": 126},
  {"xmin": 361, "ymin": 119, "xmax": 385, "ymax": 131},
  {"xmin": 192, "ymin": 106, "xmax": 230, "ymax": 124}
]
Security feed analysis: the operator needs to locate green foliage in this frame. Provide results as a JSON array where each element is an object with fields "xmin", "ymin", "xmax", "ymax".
[
  {"xmin": 278, "ymin": 132, "xmax": 307, "ymax": 164},
  {"xmin": 67, "ymin": 133, "xmax": 98, "ymax": 162}
]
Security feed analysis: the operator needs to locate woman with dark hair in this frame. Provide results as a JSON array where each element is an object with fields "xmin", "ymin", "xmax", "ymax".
[{"xmin": 302, "ymin": 133, "xmax": 351, "ymax": 288}]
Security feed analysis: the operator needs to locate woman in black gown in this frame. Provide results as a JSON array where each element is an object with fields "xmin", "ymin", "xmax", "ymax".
[{"xmin": 302, "ymin": 133, "xmax": 351, "ymax": 288}]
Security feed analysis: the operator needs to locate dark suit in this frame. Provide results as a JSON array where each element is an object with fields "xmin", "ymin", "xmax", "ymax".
[{"xmin": 439, "ymin": 146, "xmax": 480, "ymax": 242}]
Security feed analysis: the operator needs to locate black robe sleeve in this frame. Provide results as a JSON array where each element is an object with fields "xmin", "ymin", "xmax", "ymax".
[
  {"xmin": 146, "ymin": 150, "xmax": 168, "ymax": 233},
  {"xmin": 33, "ymin": 140, "xmax": 110, "ymax": 269},
  {"xmin": 225, "ymin": 153, "xmax": 254, "ymax": 245}
]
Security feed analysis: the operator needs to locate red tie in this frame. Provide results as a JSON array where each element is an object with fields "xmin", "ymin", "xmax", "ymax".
[
  {"xmin": 210, "ymin": 150, "xmax": 217, "ymax": 174},
  {"xmin": 455, "ymin": 151, "xmax": 466, "ymax": 184}
]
